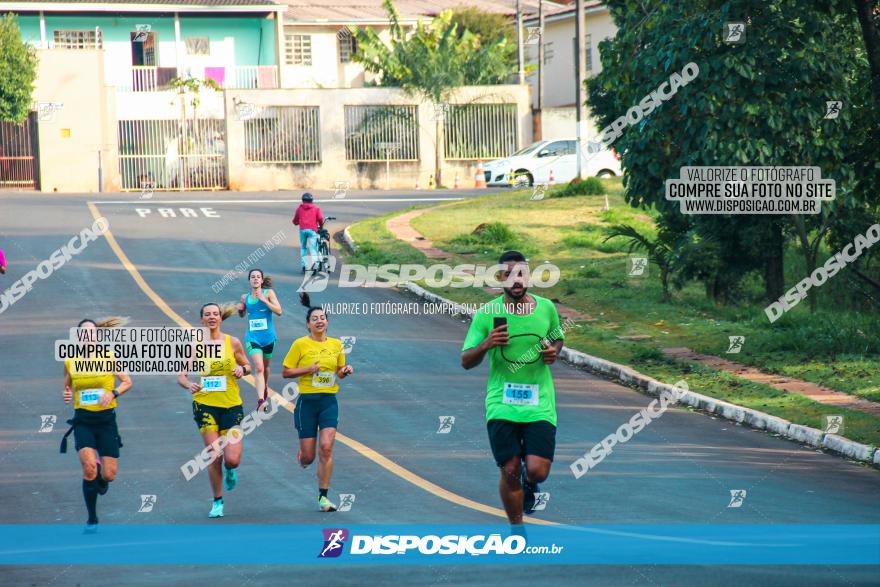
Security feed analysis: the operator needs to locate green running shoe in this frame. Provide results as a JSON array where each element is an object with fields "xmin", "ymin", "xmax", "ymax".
[
  {"xmin": 318, "ymin": 495, "xmax": 337, "ymax": 512},
  {"xmin": 208, "ymin": 499, "xmax": 224, "ymax": 518}
]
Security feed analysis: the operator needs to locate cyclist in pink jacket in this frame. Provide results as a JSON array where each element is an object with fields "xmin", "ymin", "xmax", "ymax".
[{"xmin": 292, "ymin": 193, "xmax": 324, "ymax": 274}]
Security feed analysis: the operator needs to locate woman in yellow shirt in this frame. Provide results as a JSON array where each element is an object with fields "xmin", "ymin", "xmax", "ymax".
[
  {"xmin": 282, "ymin": 295, "xmax": 354, "ymax": 512},
  {"xmin": 178, "ymin": 302, "xmax": 251, "ymax": 519},
  {"xmin": 61, "ymin": 318, "xmax": 132, "ymax": 533}
]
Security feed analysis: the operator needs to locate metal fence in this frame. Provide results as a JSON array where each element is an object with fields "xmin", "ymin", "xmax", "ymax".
[
  {"xmin": 344, "ymin": 105, "xmax": 419, "ymax": 161},
  {"xmin": 444, "ymin": 103, "xmax": 518, "ymax": 160},
  {"xmin": 243, "ymin": 106, "xmax": 320, "ymax": 163},
  {"xmin": 0, "ymin": 113, "xmax": 39, "ymax": 189},
  {"xmin": 117, "ymin": 119, "xmax": 227, "ymax": 190}
]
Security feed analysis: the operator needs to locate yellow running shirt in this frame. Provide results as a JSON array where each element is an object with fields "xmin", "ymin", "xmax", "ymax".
[
  {"xmin": 66, "ymin": 357, "xmax": 116, "ymax": 412},
  {"xmin": 282, "ymin": 336, "xmax": 345, "ymax": 394},
  {"xmin": 192, "ymin": 335, "xmax": 241, "ymax": 408}
]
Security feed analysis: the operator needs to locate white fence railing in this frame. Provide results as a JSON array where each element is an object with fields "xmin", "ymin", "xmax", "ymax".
[
  {"xmin": 117, "ymin": 118, "xmax": 227, "ymax": 191},
  {"xmin": 118, "ymin": 66, "xmax": 279, "ymax": 92},
  {"xmin": 231, "ymin": 66, "xmax": 279, "ymax": 90},
  {"xmin": 131, "ymin": 66, "xmax": 158, "ymax": 92}
]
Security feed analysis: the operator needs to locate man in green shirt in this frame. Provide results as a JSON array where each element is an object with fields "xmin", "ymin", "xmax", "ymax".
[{"xmin": 461, "ymin": 250, "xmax": 564, "ymax": 526}]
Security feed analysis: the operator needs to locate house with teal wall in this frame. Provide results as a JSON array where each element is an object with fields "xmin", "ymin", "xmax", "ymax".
[{"xmin": 3, "ymin": 0, "xmax": 284, "ymax": 90}]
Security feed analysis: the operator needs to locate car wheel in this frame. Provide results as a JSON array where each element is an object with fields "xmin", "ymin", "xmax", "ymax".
[
  {"xmin": 512, "ymin": 172, "xmax": 532, "ymax": 188},
  {"xmin": 597, "ymin": 169, "xmax": 616, "ymax": 178}
]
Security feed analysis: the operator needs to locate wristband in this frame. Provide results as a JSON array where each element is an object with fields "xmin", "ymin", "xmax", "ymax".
[{"xmin": 112, "ymin": 389, "xmax": 120, "ymax": 399}]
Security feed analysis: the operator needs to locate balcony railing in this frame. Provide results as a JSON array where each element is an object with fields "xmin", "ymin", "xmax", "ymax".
[{"xmin": 118, "ymin": 65, "xmax": 279, "ymax": 92}]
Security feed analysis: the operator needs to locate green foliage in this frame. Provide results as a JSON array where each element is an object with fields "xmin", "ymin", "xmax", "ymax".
[
  {"xmin": 603, "ymin": 223, "xmax": 676, "ymax": 299},
  {"xmin": 554, "ymin": 176, "xmax": 605, "ymax": 197},
  {"xmin": 447, "ymin": 221, "xmax": 528, "ymax": 253},
  {"xmin": 448, "ymin": 6, "xmax": 518, "ymax": 76},
  {"xmin": 351, "ymin": 0, "xmax": 518, "ymax": 101},
  {"xmin": 0, "ymin": 14, "xmax": 37, "ymax": 123},
  {"xmin": 588, "ymin": 0, "xmax": 878, "ymax": 307}
]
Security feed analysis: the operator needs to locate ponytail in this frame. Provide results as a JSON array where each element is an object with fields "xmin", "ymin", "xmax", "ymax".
[
  {"xmin": 200, "ymin": 302, "xmax": 239, "ymax": 321},
  {"xmin": 299, "ymin": 292, "xmax": 324, "ymax": 322},
  {"xmin": 96, "ymin": 316, "xmax": 129, "ymax": 328},
  {"xmin": 79, "ymin": 317, "xmax": 129, "ymax": 328}
]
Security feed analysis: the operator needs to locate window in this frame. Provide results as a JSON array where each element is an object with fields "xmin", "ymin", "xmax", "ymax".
[
  {"xmin": 538, "ymin": 141, "xmax": 576, "ymax": 157},
  {"xmin": 338, "ymin": 30, "xmax": 356, "ymax": 63},
  {"xmin": 285, "ymin": 34, "xmax": 312, "ymax": 65},
  {"xmin": 344, "ymin": 105, "xmax": 419, "ymax": 161},
  {"xmin": 54, "ymin": 29, "xmax": 102, "ymax": 49},
  {"xmin": 244, "ymin": 106, "xmax": 321, "ymax": 163},
  {"xmin": 444, "ymin": 103, "xmax": 518, "ymax": 160},
  {"xmin": 543, "ymin": 41, "xmax": 554, "ymax": 65},
  {"xmin": 572, "ymin": 34, "xmax": 592, "ymax": 72},
  {"xmin": 185, "ymin": 37, "xmax": 210, "ymax": 56}
]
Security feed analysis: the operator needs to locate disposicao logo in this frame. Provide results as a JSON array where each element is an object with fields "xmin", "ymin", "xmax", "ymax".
[{"xmin": 319, "ymin": 528, "xmax": 348, "ymax": 558}]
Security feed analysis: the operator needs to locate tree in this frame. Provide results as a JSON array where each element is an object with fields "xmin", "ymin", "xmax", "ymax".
[
  {"xmin": 449, "ymin": 6, "xmax": 518, "ymax": 79},
  {"xmin": 603, "ymin": 224, "xmax": 676, "ymax": 300},
  {"xmin": 0, "ymin": 14, "xmax": 38, "ymax": 123},
  {"xmin": 588, "ymin": 0, "xmax": 876, "ymax": 307},
  {"xmin": 351, "ymin": 0, "xmax": 516, "ymax": 184}
]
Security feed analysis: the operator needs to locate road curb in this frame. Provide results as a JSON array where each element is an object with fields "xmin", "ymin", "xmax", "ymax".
[
  {"xmin": 392, "ymin": 282, "xmax": 878, "ymax": 468},
  {"xmin": 341, "ymin": 226, "xmax": 357, "ymax": 253}
]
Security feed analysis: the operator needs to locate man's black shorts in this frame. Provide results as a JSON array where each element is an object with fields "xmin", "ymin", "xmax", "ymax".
[
  {"xmin": 73, "ymin": 408, "xmax": 122, "ymax": 458},
  {"xmin": 192, "ymin": 401, "xmax": 244, "ymax": 435},
  {"xmin": 486, "ymin": 419, "xmax": 556, "ymax": 467}
]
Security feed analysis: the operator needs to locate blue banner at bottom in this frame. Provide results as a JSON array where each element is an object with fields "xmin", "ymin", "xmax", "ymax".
[{"xmin": 0, "ymin": 524, "xmax": 877, "ymax": 565}]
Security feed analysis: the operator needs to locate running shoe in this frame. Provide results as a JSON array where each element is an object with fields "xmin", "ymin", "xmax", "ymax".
[
  {"xmin": 256, "ymin": 397, "xmax": 266, "ymax": 412},
  {"xmin": 522, "ymin": 466, "xmax": 538, "ymax": 514},
  {"xmin": 84, "ymin": 520, "xmax": 98, "ymax": 534},
  {"xmin": 318, "ymin": 496, "xmax": 337, "ymax": 512},
  {"xmin": 96, "ymin": 462, "xmax": 109, "ymax": 495},
  {"xmin": 297, "ymin": 450, "xmax": 309, "ymax": 469},
  {"xmin": 208, "ymin": 500, "xmax": 224, "ymax": 518},
  {"xmin": 224, "ymin": 467, "xmax": 238, "ymax": 491}
]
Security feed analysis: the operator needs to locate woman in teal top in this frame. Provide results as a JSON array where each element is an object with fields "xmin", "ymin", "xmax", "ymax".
[{"xmin": 238, "ymin": 269, "xmax": 282, "ymax": 411}]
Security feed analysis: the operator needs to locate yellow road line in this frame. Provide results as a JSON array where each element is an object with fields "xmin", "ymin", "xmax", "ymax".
[{"xmin": 88, "ymin": 202, "xmax": 557, "ymax": 526}]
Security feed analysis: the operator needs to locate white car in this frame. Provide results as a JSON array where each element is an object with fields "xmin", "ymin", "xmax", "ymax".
[{"xmin": 482, "ymin": 139, "xmax": 621, "ymax": 187}]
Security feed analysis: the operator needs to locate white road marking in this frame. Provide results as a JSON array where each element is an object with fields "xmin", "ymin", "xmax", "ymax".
[{"xmin": 88, "ymin": 197, "xmax": 466, "ymax": 205}]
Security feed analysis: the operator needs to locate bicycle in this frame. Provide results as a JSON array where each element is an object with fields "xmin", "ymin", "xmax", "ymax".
[{"xmin": 309, "ymin": 216, "xmax": 336, "ymax": 273}]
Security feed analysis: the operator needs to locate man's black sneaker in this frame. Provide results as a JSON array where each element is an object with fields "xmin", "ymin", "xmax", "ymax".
[{"xmin": 522, "ymin": 466, "xmax": 538, "ymax": 514}]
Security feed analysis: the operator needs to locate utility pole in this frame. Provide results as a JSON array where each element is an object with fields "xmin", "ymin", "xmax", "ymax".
[
  {"xmin": 516, "ymin": 0, "xmax": 525, "ymax": 84},
  {"xmin": 536, "ymin": 0, "xmax": 544, "ymax": 140},
  {"xmin": 575, "ymin": 0, "xmax": 586, "ymax": 179}
]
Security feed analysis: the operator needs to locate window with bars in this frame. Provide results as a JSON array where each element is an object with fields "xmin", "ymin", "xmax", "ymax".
[
  {"xmin": 344, "ymin": 105, "xmax": 419, "ymax": 161},
  {"xmin": 444, "ymin": 103, "xmax": 518, "ymax": 160},
  {"xmin": 285, "ymin": 34, "xmax": 312, "ymax": 65},
  {"xmin": 185, "ymin": 37, "xmax": 210, "ymax": 56},
  {"xmin": 572, "ymin": 34, "xmax": 592, "ymax": 72},
  {"xmin": 53, "ymin": 29, "xmax": 102, "ymax": 49},
  {"xmin": 338, "ymin": 30, "xmax": 356, "ymax": 63},
  {"xmin": 243, "ymin": 106, "xmax": 321, "ymax": 163}
]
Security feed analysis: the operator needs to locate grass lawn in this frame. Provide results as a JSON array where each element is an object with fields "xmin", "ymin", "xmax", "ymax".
[{"xmin": 345, "ymin": 181, "xmax": 880, "ymax": 446}]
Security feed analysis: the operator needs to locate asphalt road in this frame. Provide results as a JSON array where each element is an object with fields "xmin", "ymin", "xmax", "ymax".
[{"xmin": 0, "ymin": 188, "xmax": 878, "ymax": 586}]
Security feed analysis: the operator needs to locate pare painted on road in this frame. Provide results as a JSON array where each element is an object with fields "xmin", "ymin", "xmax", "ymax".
[{"xmin": 135, "ymin": 208, "xmax": 221, "ymax": 218}]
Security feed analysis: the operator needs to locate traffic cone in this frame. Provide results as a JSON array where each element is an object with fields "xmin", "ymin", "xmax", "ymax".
[
  {"xmin": 454, "ymin": 173, "xmax": 460, "ymax": 189},
  {"xmin": 549, "ymin": 169, "xmax": 555, "ymax": 185},
  {"xmin": 474, "ymin": 161, "xmax": 486, "ymax": 189},
  {"xmin": 428, "ymin": 174, "xmax": 436, "ymax": 190}
]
